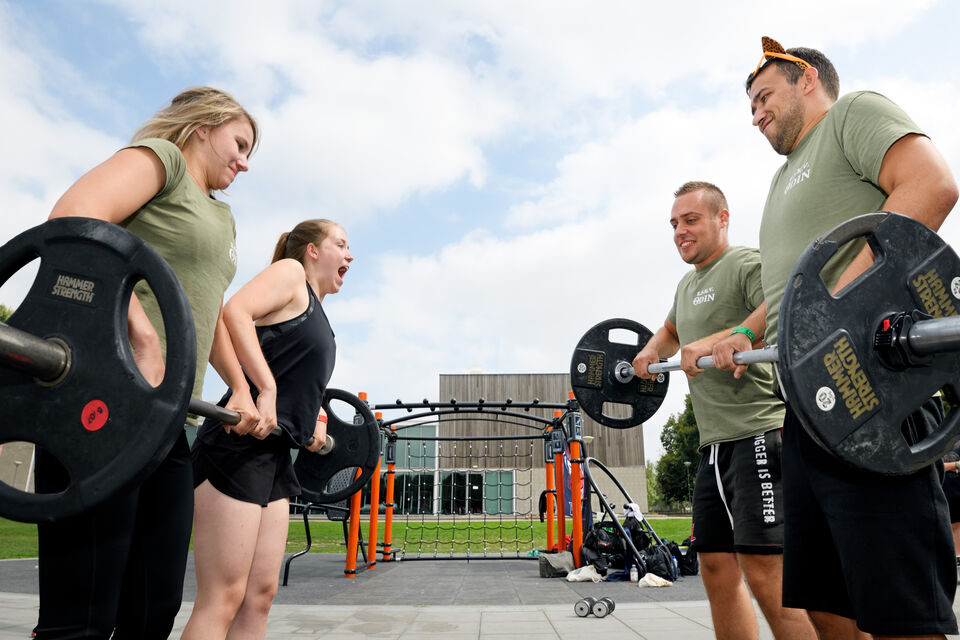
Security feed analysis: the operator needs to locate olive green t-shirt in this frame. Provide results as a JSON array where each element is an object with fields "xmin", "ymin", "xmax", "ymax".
[
  {"xmin": 121, "ymin": 138, "xmax": 238, "ymax": 400},
  {"xmin": 668, "ymin": 246, "xmax": 784, "ymax": 448},
  {"xmin": 759, "ymin": 91, "xmax": 922, "ymax": 344}
]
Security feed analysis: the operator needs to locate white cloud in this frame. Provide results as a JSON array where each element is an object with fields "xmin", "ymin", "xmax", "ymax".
[
  {"xmin": 100, "ymin": 0, "xmax": 514, "ymax": 215},
  {"xmin": 0, "ymin": 11, "xmax": 118, "ymax": 223},
  {"xmin": 247, "ymin": 52, "xmax": 508, "ymax": 213},
  {"xmin": 97, "ymin": 0, "xmax": 946, "ymax": 219},
  {"xmin": 0, "ymin": 6, "xmax": 123, "ymax": 306}
]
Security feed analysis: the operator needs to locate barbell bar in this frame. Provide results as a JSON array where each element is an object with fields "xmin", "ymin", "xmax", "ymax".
[
  {"xmin": 901, "ymin": 314, "xmax": 960, "ymax": 355},
  {"xmin": 612, "ymin": 312, "xmax": 960, "ymax": 380},
  {"xmin": 0, "ymin": 321, "xmax": 326, "ymax": 448},
  {"xmin": 0, "ymin": 322, "xmax": 242, "ymax": 428},
  {"xmin": 183, "ymin": 397, "xmax": 329, "ymax": 452},
  {"xmin": 571, "ymin": 212, "xmax": 960, "ymax": 475},
  {"xmin": 0, "ymin": 321, "xmax": 70, "ymax": 381},
  {"xmin": 0, "ymin": 217, "xmax": 373, "ymax": 522},
  {"xmin": 625, "ymin": 346, "xmax": 778, "ymax": 379},
  {"xmin": 184, "ymin": 397, "xmax": 328, "ymax": 451}
]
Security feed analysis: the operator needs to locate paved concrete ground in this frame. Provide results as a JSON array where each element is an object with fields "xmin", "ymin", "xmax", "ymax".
[{"xmin": 1, "ymin": 554, "xmax": 959, "ymax": 639}]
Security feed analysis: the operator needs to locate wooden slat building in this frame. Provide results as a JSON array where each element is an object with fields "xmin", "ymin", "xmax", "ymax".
[{"xmin": 436, "ymin": 373, "xmax": 648, "ymax": 511}]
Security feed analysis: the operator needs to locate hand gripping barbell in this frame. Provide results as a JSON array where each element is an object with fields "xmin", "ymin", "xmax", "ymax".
[
  {"xmin": 571, "ymin": 212, "xmax": 960, "ymax": 475},
  {"xmin": 0, "ymin": 217, "xmax": 379, "ymax": 523}
]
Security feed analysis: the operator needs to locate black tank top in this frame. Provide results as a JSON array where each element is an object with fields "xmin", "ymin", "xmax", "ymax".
[{"xmin": 200, "ymin": 283, "xmax": 336, "ymax": 447}]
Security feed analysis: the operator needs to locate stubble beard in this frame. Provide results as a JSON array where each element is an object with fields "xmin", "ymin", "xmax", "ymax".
[{"xmin": 771, "ymin": 98, "xmax": 805, "ymax": 155}]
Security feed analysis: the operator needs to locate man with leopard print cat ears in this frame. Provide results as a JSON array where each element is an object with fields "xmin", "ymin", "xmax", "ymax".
[{"xmin": 710, "ymin": 36, "xmax": 958, "ymax": 638}]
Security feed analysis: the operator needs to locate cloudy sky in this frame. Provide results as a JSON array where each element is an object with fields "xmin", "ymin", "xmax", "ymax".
[{"xmin": 1, "ymin": 0, "xmax": 958, "ymax": 462}]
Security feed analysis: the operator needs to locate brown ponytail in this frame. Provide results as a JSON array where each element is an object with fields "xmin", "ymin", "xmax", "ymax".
[{"xmin": 272, "ymin": 219, "xmax": 338, "ymax": 264}]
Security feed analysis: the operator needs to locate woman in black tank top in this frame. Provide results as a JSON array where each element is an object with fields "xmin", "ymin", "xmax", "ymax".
[{"xmin": 184, "ymin": 220, "xmax": 352, "ymax": 640}]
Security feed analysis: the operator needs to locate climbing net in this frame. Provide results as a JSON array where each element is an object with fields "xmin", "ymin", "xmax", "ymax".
[{"xmin": 375, "ymin": 399, "xmax": 566, "ymax": 560}]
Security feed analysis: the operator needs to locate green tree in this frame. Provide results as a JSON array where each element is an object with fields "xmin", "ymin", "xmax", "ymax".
[
  {"xmin": 654, "ymin": 394, "xmax": 700, "ymax": 506},
  {"xmin": 0, "ymin": 304, "xmax": 12, "ymax": 322},
  {"xmin": 644, "ymin": 463, "xmax": 663, "ymax": 507}
]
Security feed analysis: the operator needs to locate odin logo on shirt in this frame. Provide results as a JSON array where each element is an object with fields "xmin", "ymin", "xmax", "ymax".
[
  {"xmin": 692, "ymin": 287, "xmax": 715, "ymax": 306},
  {"xmin": 783, "ymin": 161, "xmax": 811, "ymax": 195}
]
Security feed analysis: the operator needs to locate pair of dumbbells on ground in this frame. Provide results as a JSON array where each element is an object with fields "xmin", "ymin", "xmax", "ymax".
[{"xmin": 574, "ymin": 596, "xmax": 616, "ymax": 618}]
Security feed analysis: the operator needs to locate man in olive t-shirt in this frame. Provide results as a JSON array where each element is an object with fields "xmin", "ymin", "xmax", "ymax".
[
  {"xmin": 710, "ymin": 37, "xmax": 959, "ymax": 638},
  {"xmin": 633, "ymin": 182, "xmax": 815, "ymax": 640}
]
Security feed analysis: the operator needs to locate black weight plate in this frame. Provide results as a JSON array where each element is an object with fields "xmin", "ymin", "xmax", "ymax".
[
  {"xmin": 0, "ymin": 218, "xmax": 195, "ymax": 522},
  {"xmin": 570, "ymin": 318, "xmax": 669, "ymax": 429},
  {"xmin": 779, "ymin": 212, "xmax": 960, "ymax": 475},
  {"xmin": 294, "ymin": 388, "xmax": 381, "ymax": 503}
]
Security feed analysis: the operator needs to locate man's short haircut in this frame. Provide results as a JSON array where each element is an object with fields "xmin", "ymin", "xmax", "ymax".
[
  {"xmin": 674, "ymin": 181, "xmax": 728, "ymax": 215},
  {"xmin": 745, "ymin": 46, "xmax": 839, "ymax": 101}
]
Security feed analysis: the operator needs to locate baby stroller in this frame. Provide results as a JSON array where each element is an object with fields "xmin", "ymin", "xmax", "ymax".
[{"xmin": 581, "ymin": 456, "xmax": 678, "ymax": 581}]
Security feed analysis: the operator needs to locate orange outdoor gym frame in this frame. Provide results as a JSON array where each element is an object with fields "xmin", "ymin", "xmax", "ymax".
[
  {"xmin": 341, "ymin": 392, "xmax": 587, "ymax": 576},
  {"xmin": 546, "ymin": 400, "xmax": 585, "ymax": 568}
]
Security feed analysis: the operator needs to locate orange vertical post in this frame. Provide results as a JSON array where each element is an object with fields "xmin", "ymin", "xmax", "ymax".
[
  {"xmin": 344, "ymin": 466, "xmax": 364, "ymax": 578},
  {"xmin": 568, "ymin": 392, "xmax": 585, "ymax": 567},
  {"xmin": 367, "ymin": 456, "xmax": 382, "ymax": 568},
  {"xmin": 544, "ymin": 429, "xmax": 556, "ymax": 552},
  {"xmin": 569, "ymin": 439, "xmax": 584, "ymax": 567},
  {"xmin": 552, "ymin": 410, "xmax": 566, "ymax": 552},
  {"xmin": 383, "ymin": 428, "xmax": 396, "ymax": 562},
  {"xmin": 366, "ymin": 410, "xmax": 383, "ymax": 568}
]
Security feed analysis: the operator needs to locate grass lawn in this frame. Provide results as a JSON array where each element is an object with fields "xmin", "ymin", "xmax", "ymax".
[
  {"xmin": 642, "ymin": 517, "xmax": 693, "ymax": 543},
  {"xmin": 0, "ymin": 517, "xmax": 38, "ymax": 559},
  {"xmin": 0, "ymin": 516, "xmax": 693, "ymax": 560}
]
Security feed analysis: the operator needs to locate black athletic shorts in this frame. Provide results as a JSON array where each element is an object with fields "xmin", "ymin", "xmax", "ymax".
[
  {"xmin": 943, "ymin": 472, "xmax": 960, "ymax": 523},
  {"xmin": 191, "ymin": 426, "xmax": 300, "ymax": 507},
  {"xmin": 942, "ymin": 444, "xmax": 960, "ymax": 523},
  {"xmin": 781, "ymin": 402, "xmax": 958, "ymax": 636},
  {"xmin": 689, "ymin": 428, "xmax": 784, "ymax": 554}
]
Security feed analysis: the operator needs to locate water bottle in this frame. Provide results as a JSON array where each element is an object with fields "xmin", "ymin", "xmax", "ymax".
[
  {"xmin": 672, "ymin": 555, "xmax": 679, "ymax": 580},
  {"xmin": 629, "ymin": 563, "xmax": 639, "ymax": 583}
]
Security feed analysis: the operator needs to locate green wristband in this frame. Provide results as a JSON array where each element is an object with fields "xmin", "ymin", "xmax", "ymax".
[{"xmin": 730, "ymin": 326, "xmax": 756, "ymax": 342}]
